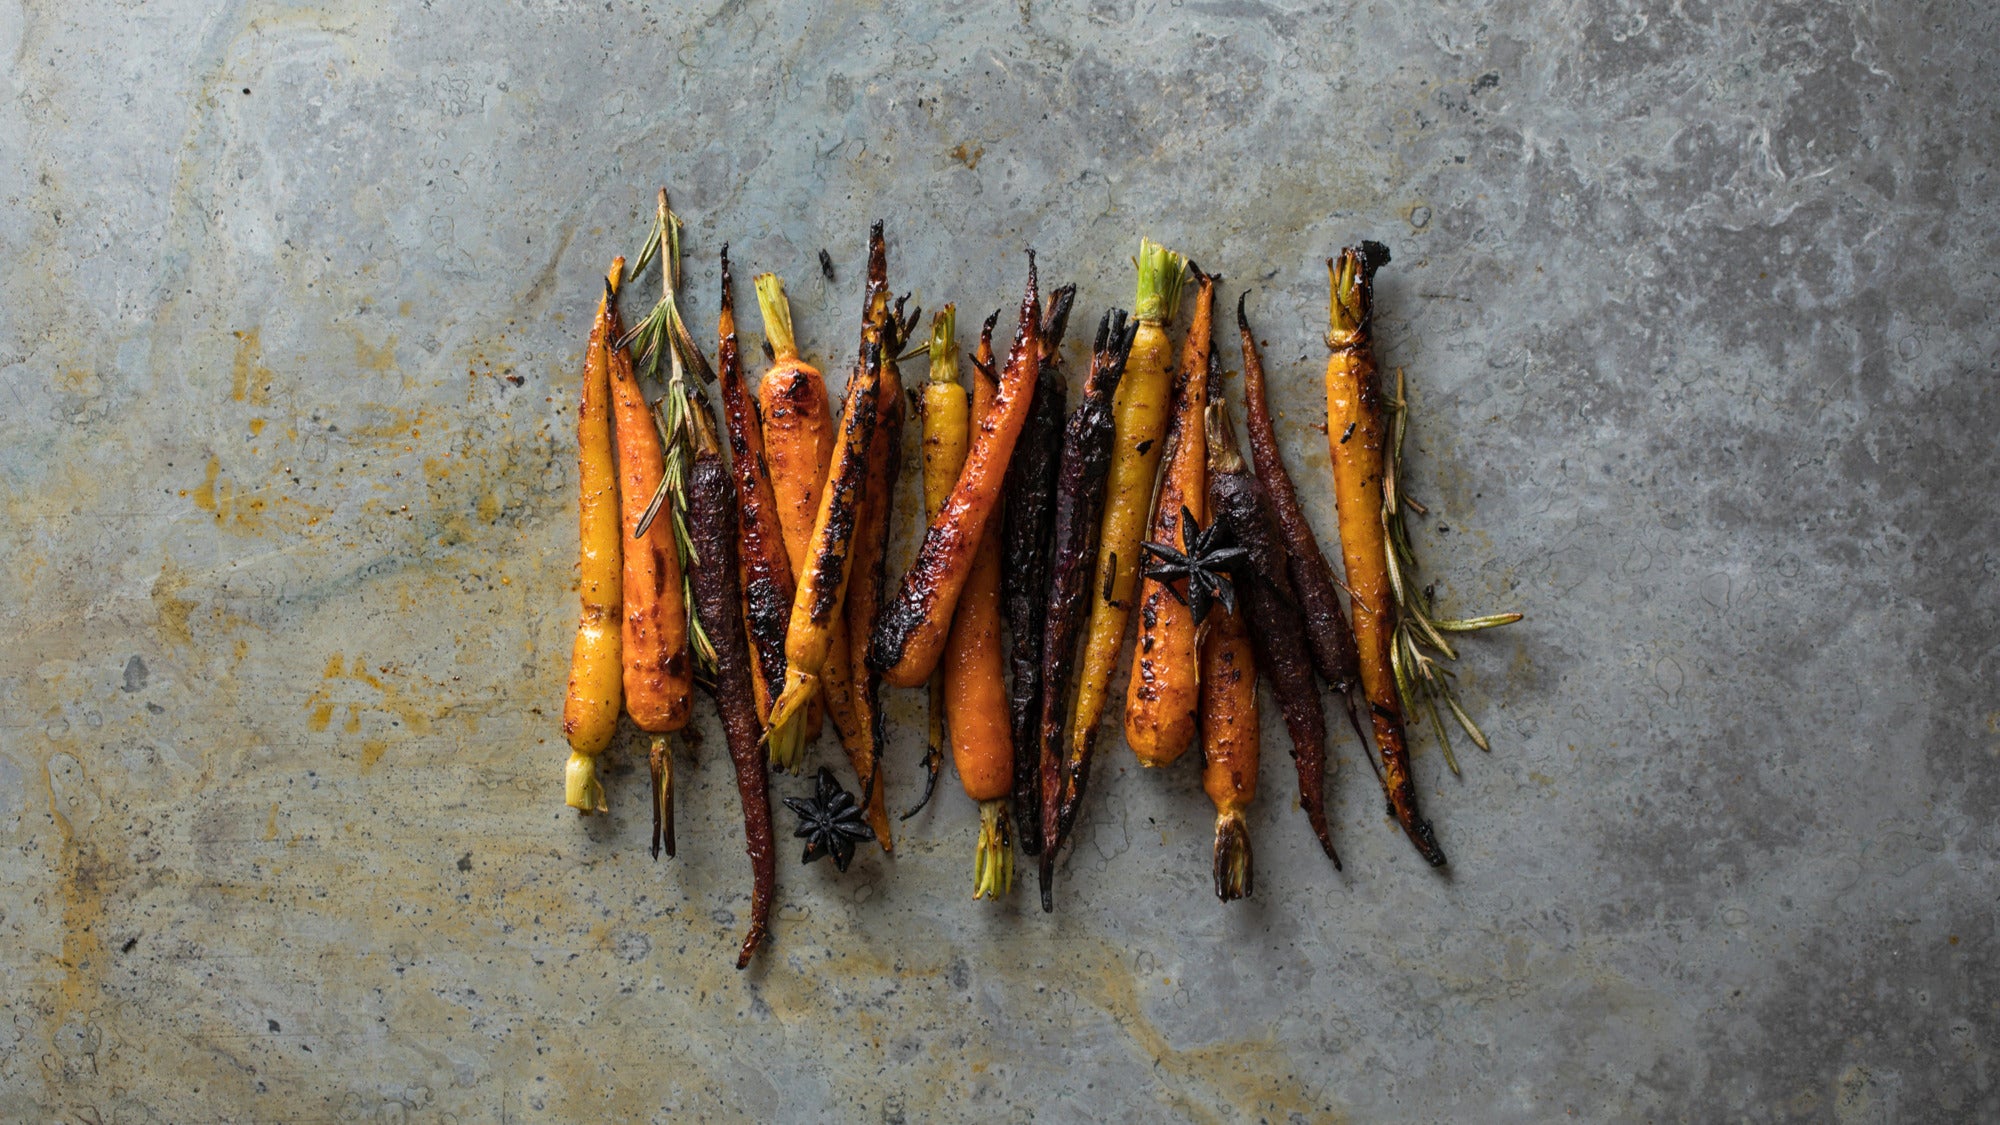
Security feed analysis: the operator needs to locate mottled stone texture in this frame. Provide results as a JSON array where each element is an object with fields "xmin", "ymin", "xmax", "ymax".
[{"xmin": 2, "ymin": 0, "xmax": 1994, "ymax": 1120}]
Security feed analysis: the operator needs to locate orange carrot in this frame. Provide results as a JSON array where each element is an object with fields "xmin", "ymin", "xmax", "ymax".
[
  {"xmin": 868, "ymin": 254, "xmax": 1042, "ymax": 688},
  {"xmin": 1199, "ymin": 592, "xmax": 1257, "ymax": 901},
  {"xmin": 944, "ymin": 339, "xmax": 1013, "ymax": 898},
  {"xmin": 1124, "ymin": 264, "xmax": 1215, "ymax": 767}
]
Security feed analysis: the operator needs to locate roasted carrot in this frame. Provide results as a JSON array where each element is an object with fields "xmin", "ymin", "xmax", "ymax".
[
  {"xmin": 1199, "ymin": 591, "xmax": 1257, "ymax": 902},
  {"xmin": 764, "ymin": 339, "xmax": 882, "ymax": 757},
  {"xmin": 868, "ymin": 254, "xmax": 1042, "ymax": 688},
  {"xmin": 1124, "ymin": 264, "xmax": 1215, "ymax": 767},
  {"xmin": 1067, "ymin": 240, "xmax": 1185, "ymax": 780},
  {"xmin": 1237, "ymin": 293, "xmax": 1365, "ymax": 738},
  {"xmin": 717, "ymin": 247, "xmax": 794, "ymax": 733},
  {"xmin": 836, "ymin": 223, "xmax": 907, "ymax": 851},
  {"xmin": 1207, "ymin": 398, "xmax": 1340, "ymax": 867},
  {"xmin": 562, "ymin": 265, "xmax": 625, "ymax": 814},
  {"xmin": 944, "ymin": 337, "xmax": 1013, "ymax": 899},
  {"xmin": 1038, "ymin": 311, "xmax": 1139, "ymax": 911},
  {"xmin": 610, "ymin": 258, "xmax": 694, "ymax": 740},
  {"xmin": 909, "ymin": 305, "xmax": 973, "ymax": 820},
  {"xmin": 999, "ymin": 285, "xmax": 1074, "ymax": 853},
  {"xmin": 685, "ymin": 395, "xmax": 776, "ymax": 968},
  {"xmin": 753, "ymin": 271, "xmax": 832, "ymax": 765},
  {"xmin": 1326, "ymin": 242, "xmax": 1445, "ymax": 866}
]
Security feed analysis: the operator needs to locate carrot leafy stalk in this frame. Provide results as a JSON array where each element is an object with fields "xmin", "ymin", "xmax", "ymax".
[
  {"xmin": 906, "ymin": 305, "xmax": 974, "ymax": 820},
  {"xmin": 561, "ymin": 266, "xmax": 626, "ymax": 814},
  {"xmin": 1037, "ymin": 311, "xmax": 1138, "ymax": 911},
  {"xmin": 621, "ymin": 190, "xmax": 717, "ymax": 674},
  {"xmin": 685, "ymin": 393, "xmax": 778, "ymax": 967},
  {"xmin": 1325, "ymin": 242, "xmax": 1446, "ymax": 866},
  {"xmin": 868, "ymin": 254, "xmax": 1042, "ymax": 689},
  {"xmin": 1206, "ymin": 399, "xmax": 1340, "ymax": 868},
  {"xmin": 1381, "ymin": 365, "xmax": 1524, "ymax": 772},
  {"xmin": 1000, "ymin": 285, "xmax": 1074, "ymax": 851}
]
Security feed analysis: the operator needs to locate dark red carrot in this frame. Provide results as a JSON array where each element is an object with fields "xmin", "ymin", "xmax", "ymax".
[
  {"xmin": 717, "ymin": 247, "xmax": 795, "ymax": 727},
  {"xmin": 1205, "ymin": 398, "xmax": 1341, "ymax": 869},
  {"xmin": 1237, "ymin": 293, "xmax": 1365, "ymax": 741},
  {"xmin": 1000, "ymin": 284, "xmax": 1075, "ymax": 856},
  {"xmin": 686, "ymin": 394, "xmax": 776, "ymax": 968},
  {"xmin": 1036, "ymin": 310, "xmax": 1138, "ymax": 911}
]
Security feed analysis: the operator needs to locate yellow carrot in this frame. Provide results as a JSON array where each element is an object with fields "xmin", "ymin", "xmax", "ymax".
[{"xmin": 562, "ymin": 262, "xmax": 626, "ymax": 814}]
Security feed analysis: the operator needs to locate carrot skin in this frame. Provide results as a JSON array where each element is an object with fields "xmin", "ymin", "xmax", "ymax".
[
  {"xmin": 686, "ymin": 401, "xmax": 776, "ymax": 969},
  {"xmin": 1200, "ymin": 598, "xmax": 1257, "ymax": 902},
  {"xmin": 755, "ymin": 273, "xmax": 832, "ymax": 746},
  {"xmin": 608, "ymin": 281, "xmax": 693, "ymax": 734},
  {"xmin": 839, "ymin": 225, "xmax": 904, "ymax": 848},
  {"xmin": 1066, "ymin": 241, "xmax": 1185, "ymax": 795},
  {"xmin": 1237, "ymin": 294, "xmax": 1365, "ymax": 727},
  {"xmin": 868, "ymin": 256, "xmax": 1042, "ymax": 688},
  {"xmin": 1207, "ymin": 404, "xmax": 1340, "ymax": 868},
  {"xmin": 764, "ymin": 341, "xmax": 882, "ymax": 748},
  {"xmin": 1124, "ymin": 267, "xmax": 1214, "ymax": 767},
  {"xmin": 717, "ymin": 249, "xmax": 795, "ymax": 723},
  {"xmin": 1326, "ymin": 243, "xmax": 1445, "ymax": 867},
  {"xmin": 1037, "ymin": 312, "xmax": 1138, "ymax": 910},
  {"xmin": 562, "ymin": 271, "xmax": 624, "ymax": 812},
  {"xmin": 1000, "ymin": 285, "xmax": 1073, "ymax": 855},
  {"xmin": 945, "ymin": 342, "xmax": 1013, "ymax": 804}
]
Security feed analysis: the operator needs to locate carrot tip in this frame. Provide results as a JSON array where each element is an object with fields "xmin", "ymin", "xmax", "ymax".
[
  {"xmin": 972, "ymin": 799, "xmax": 1014, "ymax": 900},
  {"xmin": 564, "ymin": 751, "xmax": 607, "ymax": 816},
  {"xmin": 1213, "ymin": 812, "xmax": 1253, "ymax": 902},
  {"xmin": 764, "ymin": 676, "xmax": 818, "ymax": 772}
]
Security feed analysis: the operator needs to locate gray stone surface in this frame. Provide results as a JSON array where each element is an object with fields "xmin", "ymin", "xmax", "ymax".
[{"xmin": 3, "ymin": 0, "xmax": 1995, "ymax": 1120}]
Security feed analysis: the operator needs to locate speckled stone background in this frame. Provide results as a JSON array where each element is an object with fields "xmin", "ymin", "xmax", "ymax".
[{"xmin": 4, "ymin": 0, "xmax": 1996, "ymax": 1120}]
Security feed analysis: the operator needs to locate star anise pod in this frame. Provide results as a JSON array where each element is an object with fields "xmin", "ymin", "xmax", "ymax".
[
  {"xmin": 782, "ymin": 767, "xmax": 876, "ymax": 872},
  {"xmin": 1141, "ymin": 506, "xmax": 1246, "ymax": 625}
]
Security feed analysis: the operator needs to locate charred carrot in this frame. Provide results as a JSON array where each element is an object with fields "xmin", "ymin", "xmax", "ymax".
[
  {"xmin": 945, "ymin": 337, "xmax": 1013, "ymax": 898},
  {"xmin": 869, "ymin": 254, "xmax": 1042, "ymax": 688},
  {"xmin": 1124, "ymin": 264, "xmax": 1215, "ymax": 767},
  {"xmin": 716, "ymin": 247, "xmax": 794, "ymax": 733},
  {"xmin": 908, "ymin": 306, "xmax": 974, "ymax": 820},
  {"xmin": 561, "ymin": 266, "xmax": 625, "ymax": 814},
  {"xmin": 765, "ymin": 340, "xmax": 882, "ymax": 759},
  {"xmin": 1067, "ymin": 240, "xmax": 1185, "ymax": 784},
  {"xmin": 610, "ymin": 260, "xmax": 694, "ymax": 742},
  {"xmin": 837, "ymin": 223, "xmax": 907, "ymax": 850},
  {"xmin": 1237, "ymin": 294, "xmax": 1365, "ymax": 739},
  {"xmin": 685, "ymin": 395, "xmax": 776, "ymax": 968},
  {"xmin": 1199, "ymin": 591, "xmax": 1257, "ymax": 902},
  {"xmin": 999, "ymin": 286, "xmax": 1074, "ymax": 853},
  {"xmin": 754, "ymin": 272, "xmax": 833, "ymax": 765},
  {"xmin": 1207, "ymin": 399, "xmax": 1340, "ymax": 868},
  {"xmin": 1038, "ymin": 311, "xmax": 1139, "ymax": 910},
  {"xmin": 1325, "ymin": 243, "xmax": 1445, "ymax": 866}
]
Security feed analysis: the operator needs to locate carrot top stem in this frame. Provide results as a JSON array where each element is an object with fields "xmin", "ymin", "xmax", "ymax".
[
  {"xmin": 973, "ymin": 799, "xmax": 1014, "ymax": 900},
  {"xmin": 1133, "ymin": 238, "xmax": 1188, "ymax": 324},
  {"xmin": 754, "ymin": 271, "xmax": 801, "ymax": 362},
  {"xmin": 928, "ymin": 304, "xmax": 959, "ymax": 385}
]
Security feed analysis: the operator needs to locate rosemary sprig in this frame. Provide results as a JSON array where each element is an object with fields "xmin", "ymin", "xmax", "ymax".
[
  {"xmin": 1381, "ymin": 366, "xmax": 1521, "ymax": 776},
  {"xmin": 624, "ymin": 189, "xmax": 717, "ymax": 674}
]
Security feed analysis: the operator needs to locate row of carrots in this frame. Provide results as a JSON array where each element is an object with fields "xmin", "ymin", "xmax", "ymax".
[{"xmin": 559, "ymin": 195, "xmax": 1517, "ymax": 967}]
